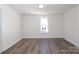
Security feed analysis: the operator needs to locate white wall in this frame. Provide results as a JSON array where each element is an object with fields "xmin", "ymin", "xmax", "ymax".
[
  {"xmin": 64, "ymin": 5, "xmax": 79, "ymax": 47},
  {"xmin": 0, "ymin": 8, "xmax": 2, "ymax": 53},
  {"xmin": 22, "ymin": 14, "xmax": 64, "ymax": 38},
  {"xmin": 1, "ymin": 5, "xmax": 22, "ymax": 52}
]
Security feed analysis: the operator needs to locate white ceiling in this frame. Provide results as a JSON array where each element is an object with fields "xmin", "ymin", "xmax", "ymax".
[{"xmin": 7, "ymin": 4, "xmax": 77, "ymax": 14}]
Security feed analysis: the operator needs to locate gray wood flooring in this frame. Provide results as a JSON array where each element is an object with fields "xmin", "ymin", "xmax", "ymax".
[{"xmin": 2, "ymin": 38, "xmax": 79, "ymax": 54}]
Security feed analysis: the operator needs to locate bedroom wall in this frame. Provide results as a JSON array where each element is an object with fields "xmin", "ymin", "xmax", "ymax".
[
  {"xmin": 64, "ymin": 5, "xmax": 79, "ymax": 47},
  {"xmin": 22, "ymin": 14, "xmax": 64, "ymax": 38},
  {"xmin": 1, "ymin": 5, "xmax": 22, "ymax": 52},
  {"xmin": 0, "ymin": 8, "xmax": 2, "ymax": 53}
]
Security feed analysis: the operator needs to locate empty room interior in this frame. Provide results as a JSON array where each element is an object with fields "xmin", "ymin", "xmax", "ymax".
[{"xmin": 0, "ymin": 4, "xmax": 79, "ymax": 54}]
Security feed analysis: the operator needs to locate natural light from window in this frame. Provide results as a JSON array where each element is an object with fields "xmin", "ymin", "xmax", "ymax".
[{"xmin": 40, "ymin": 18, "xmax": 48, "ymax": 33}]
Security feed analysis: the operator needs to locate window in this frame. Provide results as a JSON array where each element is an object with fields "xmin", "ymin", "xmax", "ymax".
[{"xmin": 40, "ymin": 18, "xmax": 48, "ymax": 33}]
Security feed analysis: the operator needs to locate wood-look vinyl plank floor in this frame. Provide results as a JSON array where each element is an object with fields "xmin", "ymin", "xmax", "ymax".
[{"xmin": 2, "ymin": 38, "xmax": 79, "ymax": 54}]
